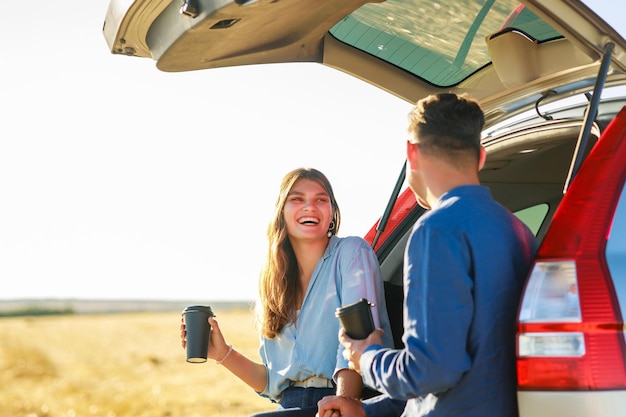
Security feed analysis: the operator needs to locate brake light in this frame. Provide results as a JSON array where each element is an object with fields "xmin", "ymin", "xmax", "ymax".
[{"xmin": 517, "ymin": 107, "xmax": 626, "ymax": 390}]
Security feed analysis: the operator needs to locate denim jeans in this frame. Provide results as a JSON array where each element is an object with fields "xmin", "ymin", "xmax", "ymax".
[
  {"xmin": 249, "ymin": 387, "xmax": 335, "ymax": 417},
  {"xmin": 249, "ymin": 406, "xmax": 318, "ymax": 417},
  {"xmin": 279, "ymin": 387, "xmax": 336, "ymax": 408}
]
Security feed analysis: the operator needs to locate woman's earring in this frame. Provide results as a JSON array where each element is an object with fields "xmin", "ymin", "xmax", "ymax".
[{"xmin": 327, "ymin": 221, "xmax": 335, "ymax": 238}]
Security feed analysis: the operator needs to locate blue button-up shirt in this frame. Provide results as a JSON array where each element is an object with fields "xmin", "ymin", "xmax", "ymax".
[
  {"xmin": 361, "ymin": 186, "xmax": 537, "ymax": 417},
  {"xmin": 259, "ymin": 235, "xmax": 394, "ymax": 402}
]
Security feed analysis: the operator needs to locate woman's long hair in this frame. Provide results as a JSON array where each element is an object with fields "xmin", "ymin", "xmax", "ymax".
[{"xmin": 257, "ymin": 168, "xmax": 341, "ymax": 338}]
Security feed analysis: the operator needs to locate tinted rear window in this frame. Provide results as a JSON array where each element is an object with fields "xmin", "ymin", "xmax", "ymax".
[{"xmin": 330, "ymin": 0, "xmax": 561, "ymax": 87}]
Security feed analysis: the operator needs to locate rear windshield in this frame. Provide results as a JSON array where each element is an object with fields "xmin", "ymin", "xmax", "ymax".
[{"xmin": 329, "ymin": 0, "xmax": 562, "ymax": 87}]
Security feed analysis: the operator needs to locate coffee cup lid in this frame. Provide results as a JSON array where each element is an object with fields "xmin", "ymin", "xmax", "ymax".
[
  {"xmin": 335, "ymin": 298, "xmax": 372, "ymax": 316},
  {"xmin": 182, "ymin": 305, "xmax": 214, "ymax": 315}
]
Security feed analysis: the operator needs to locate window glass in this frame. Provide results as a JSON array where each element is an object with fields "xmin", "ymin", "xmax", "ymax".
[
  {"xmin": 515, "ymin": 204, "xmax": 549, "ymax": 236},
  {"xmin": 330, "ymin": 0, "xmax": 561, "ymax": 87}
]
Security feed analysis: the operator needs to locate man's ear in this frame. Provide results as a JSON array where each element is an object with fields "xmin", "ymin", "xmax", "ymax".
[
  {"xmin": 478, "ymin": 145, "xmax": 487, "ymax": 171},
  {"xmin": 406, "ymin": 141, "xmax": 419, "ymax": 170}
]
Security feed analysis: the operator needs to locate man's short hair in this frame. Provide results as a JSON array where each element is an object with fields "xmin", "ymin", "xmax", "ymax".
[{"xmin": 408, "ymin": 93, "xmax": 485, "ymax": 164}]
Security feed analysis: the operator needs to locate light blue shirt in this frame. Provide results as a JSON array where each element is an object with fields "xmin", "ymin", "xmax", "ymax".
[{"xmin": 258, "ymin": 235, "xmax": 394, "ymax": 402}]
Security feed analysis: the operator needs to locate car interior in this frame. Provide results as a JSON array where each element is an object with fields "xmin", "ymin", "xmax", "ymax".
[{"xmin": 376, "ymin": 94, "xmax": 620, "ymax": 350}]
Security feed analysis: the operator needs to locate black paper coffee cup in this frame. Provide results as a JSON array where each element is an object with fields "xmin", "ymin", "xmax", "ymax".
[
  {"xmin": 335, "ymin": 298, "xmax": 375, "ymax": 339},
  {"xmin": 182, "ymin": 305, "xmax": 214, "ymax": 363}
]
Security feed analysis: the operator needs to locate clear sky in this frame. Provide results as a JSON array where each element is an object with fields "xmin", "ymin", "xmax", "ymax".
[{"xmin": 0, "ymin": 1, "xmax": 413, "ymax": 301}]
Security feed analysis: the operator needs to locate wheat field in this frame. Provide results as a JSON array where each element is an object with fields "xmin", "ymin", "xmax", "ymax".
[{"xmin": 0, "ymin": 309, "xmax": 277, "ymax": 417}]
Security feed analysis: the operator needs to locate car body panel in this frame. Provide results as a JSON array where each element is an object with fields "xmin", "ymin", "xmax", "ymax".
[
  {"xmin": 607, "ymin": 184, "xmax": 626, "ymax": 323},
  {"xmin": 103, "ymin": 0, "xmax": 371, "ymax": 64},
  {"xmin": 518, "ymin": 391, "xmax": 626, "ymax": 416},
  {"xmin": 102, "ymin": 0, "xmax": 626, "ymax": 129}
]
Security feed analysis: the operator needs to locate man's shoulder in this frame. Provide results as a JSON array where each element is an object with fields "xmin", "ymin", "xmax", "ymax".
[
  {"xmin": 416, "ymin": 190, "xmax": 517, "ymax": 234},
  {"xmin": 417, "ymin": 199, "xmax": 467, "ymax": 228}
]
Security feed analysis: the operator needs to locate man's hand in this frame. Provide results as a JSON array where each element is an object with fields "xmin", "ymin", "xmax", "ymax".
[
  {"xmin": 340, "ymin": 328, "xmax": 384, "ymax": 373},
  {"xmin": 317, "ymin": 395, "xmax": 365, "ymax": 417}
]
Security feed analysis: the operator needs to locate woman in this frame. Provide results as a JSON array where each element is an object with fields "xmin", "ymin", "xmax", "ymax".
[{"xmin": 181, "ymin": 167, "xmax": 393, "ymax": 411}]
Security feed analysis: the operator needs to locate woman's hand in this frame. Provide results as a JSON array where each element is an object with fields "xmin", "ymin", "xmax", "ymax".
[
  {"xmin": 206, "ymin": 316, "xmax": 231, "ymax": 361},
  {"xmin": 179, "ymin": 315, "xmax": 187, "ymax": 348},
  {"xmin": 180, "ymin": 315, "xmax": 231, "ymax": 361}
]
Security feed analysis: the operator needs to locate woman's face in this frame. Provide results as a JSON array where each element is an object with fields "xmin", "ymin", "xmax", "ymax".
[{"xmin": 283, "ymin": 178, "xmax": 333, "ymax": 242}]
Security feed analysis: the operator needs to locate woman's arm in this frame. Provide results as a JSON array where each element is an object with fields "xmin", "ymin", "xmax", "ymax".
[
  {"xmin": 333, "ymin": 238, "xmax": 388, "ymax": 397},
  {"xmin": 181, "ymin": 316, "xmax": 268, "ymax": 392},
  {"xmin": 335, "ymin": 368, "xmax": 364, "ymax": 399},
  {"xmin": 207, "ymin": 317, "xmax": 268, "ymax": 392}
]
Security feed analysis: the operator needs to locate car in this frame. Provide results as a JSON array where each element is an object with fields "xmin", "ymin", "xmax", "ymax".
[{"xmin": 102, "ymin": 1, "xmax": 626, "ymax": 415}]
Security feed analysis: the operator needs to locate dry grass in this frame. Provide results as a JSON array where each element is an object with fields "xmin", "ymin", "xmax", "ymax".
[{"xmin": 0, "ymin": 309, "xmax": 277, "ymax": 417}]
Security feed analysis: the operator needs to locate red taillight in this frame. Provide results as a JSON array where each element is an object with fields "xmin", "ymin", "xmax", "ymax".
[{"xmin": 517, "ymin": 107, "xmax": 626, "ymax": 390}]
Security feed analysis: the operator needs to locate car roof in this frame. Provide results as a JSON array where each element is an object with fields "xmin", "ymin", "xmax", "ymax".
[{"xmin": 102, "ymin": 0, "xmax": 626, "ymax": 129}]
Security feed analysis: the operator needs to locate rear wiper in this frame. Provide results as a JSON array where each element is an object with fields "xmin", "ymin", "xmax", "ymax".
[
  {"xmin": 564, "ymin": 42, "xmax": 614, "ymax": 193},
  {"xmin": 372, "ymin": 161, "xmax": 406, "ymax": 250}
]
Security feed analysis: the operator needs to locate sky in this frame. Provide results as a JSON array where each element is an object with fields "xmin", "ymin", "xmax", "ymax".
[{"xmin": 0, "ymin": 1, "xmax": 413, "ymax": 301}]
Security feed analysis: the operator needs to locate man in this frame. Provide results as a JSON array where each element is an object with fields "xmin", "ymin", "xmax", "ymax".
[{"xmin": 317, "ymin": 93, "xmax": 537, "ymax": 417}]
